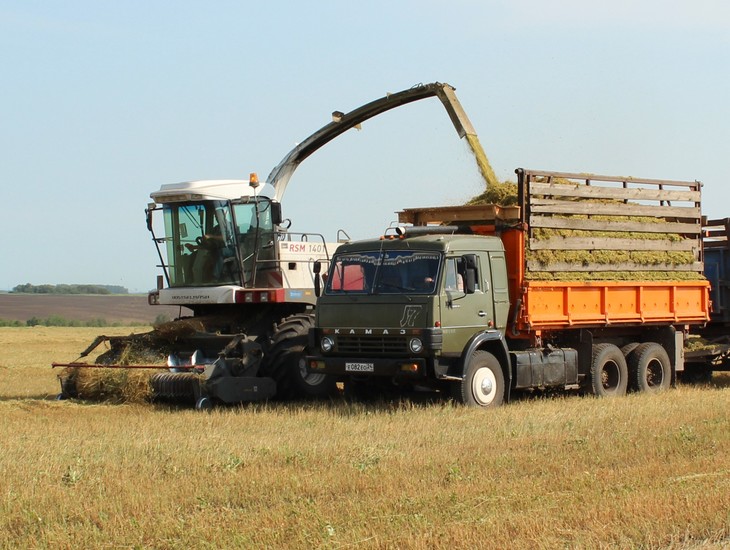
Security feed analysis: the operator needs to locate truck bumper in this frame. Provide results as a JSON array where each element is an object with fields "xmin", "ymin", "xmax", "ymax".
[{"xmin": 306, "ymin": 355, "xmax": 428, "ymax": 379}]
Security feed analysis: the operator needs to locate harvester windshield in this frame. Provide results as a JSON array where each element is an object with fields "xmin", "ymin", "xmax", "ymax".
[{"xmin": 158, "ymin": 196, "xmax": 276, "ymax": 288}]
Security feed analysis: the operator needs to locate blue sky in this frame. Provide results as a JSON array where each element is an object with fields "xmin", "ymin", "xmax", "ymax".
[{"xmin": 1, "ymin": 1, "xmax": 728, "ymax": 292}]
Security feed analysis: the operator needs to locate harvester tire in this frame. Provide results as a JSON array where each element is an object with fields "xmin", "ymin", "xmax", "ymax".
[
  {"xmin": 262, "ymin": 313, "xmax": 337, "ymax": 400},
  {"xmin": 195, "ymin": 396, "xmax": 213, "ymax": 411}
]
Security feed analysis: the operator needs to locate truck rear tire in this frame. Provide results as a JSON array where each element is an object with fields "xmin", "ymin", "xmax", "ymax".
[
  {"xmin": 453, "ymin": 350, "xmax": 504, "ymax": 408},
  {"xmin": 263, "ymin": 313, "xmax": 337, "ymax": 400},
  {"xmin": 589, "ymin": 343, "xmax": 628, "ymax": 397},
  {"xmin": 628, "ymin": 342, "xmax": 671, "ymax": 393}
]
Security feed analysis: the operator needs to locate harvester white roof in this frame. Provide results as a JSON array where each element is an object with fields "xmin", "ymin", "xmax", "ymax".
[{"xmin": 151, "ymin": 179, "xmax": 275, "ymax": 204}]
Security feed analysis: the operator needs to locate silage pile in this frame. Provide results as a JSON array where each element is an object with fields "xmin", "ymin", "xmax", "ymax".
[{"xmin": 467, "ymin": 180, "xmax": 518, "ymax": 207}]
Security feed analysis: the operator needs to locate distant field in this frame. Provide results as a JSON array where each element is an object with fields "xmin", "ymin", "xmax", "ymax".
[{"xmin": 0, "ymin": 294, "xmax": 187, "ymax": 324}]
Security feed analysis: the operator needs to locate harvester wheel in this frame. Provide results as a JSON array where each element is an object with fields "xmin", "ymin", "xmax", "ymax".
[
  {"xmin": 589, "ymin": 343, "xmax": 628, "ymax": 397},
  {"xmin": 195, "ymin": 396, "xmax": 213, "ymax": 411},
  {"xmin": 262, "ymin": 313, "xmax": 337, "ymax": 400}
]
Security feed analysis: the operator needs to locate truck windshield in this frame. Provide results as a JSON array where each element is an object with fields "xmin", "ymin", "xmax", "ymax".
[{"xmin": 326, "ymin": 251, "xmax": 441, "ymax": 295}]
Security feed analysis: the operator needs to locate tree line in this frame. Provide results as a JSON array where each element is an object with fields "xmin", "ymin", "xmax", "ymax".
[{"xmin": 11, "ymin": 284, "xmax": 129, "ymax": 295}]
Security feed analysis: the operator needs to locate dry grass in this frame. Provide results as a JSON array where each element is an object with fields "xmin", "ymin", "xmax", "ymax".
[
  {"xmin": 70, "ymin": 367, "xmax": 160, "ymax": 403},
  {"xmin": 1, "ymin": 327, "xmax": 729, "ymax": 548}
]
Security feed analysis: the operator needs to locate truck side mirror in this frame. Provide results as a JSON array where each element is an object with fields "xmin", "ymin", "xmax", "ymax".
[
  {"xmin": 271, "ymin": 202, "xmax": 283, "ymax": 226},
  {"xmin": 313, "ymin": 260, "xmax": 322, "ymax": 297},
  {"xmin": 462, "ymin": 254, "xmax": 478, "ymax": 294}
]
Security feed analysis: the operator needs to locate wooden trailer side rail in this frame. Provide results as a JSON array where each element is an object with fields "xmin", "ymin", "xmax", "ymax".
[{"xmin": 516, "ymin": 169, "xmax": 704, "ymax": 279}]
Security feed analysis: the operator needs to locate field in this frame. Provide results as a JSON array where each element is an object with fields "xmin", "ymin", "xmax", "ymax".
[
  {"xmin": 0, "ymin": 293, "xmax": 187, "ymax": 325},
  {"xmin": 1, "ymin": 327, "xmax": 729, "ymax": 549}
]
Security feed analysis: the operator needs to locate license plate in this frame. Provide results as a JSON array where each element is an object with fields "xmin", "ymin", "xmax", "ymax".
[{"xmin": 345, "ymin": 362, "xmax": 374, "ymax": 373}]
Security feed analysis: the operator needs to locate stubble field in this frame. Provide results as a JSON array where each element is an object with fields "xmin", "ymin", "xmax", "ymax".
[{"xmin": 1, "ymin": 327, "xmax": 729, "ymax": 549}]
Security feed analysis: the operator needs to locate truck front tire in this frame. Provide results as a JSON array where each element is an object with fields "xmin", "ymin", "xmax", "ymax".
[{"xmin": 453, "ymin": 350, "xmax": 505, "ymax": 408}]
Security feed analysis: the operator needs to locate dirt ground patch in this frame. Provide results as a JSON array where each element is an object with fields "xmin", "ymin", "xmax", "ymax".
[{"xmin": 0, "ymin": 294, "xmax": 188, "ymax": 325}]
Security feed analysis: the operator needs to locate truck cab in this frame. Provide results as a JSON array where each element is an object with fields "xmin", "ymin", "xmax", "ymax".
[{"xmin": 307, "ymin": 232, "xmax": 511, "ymax": 402}]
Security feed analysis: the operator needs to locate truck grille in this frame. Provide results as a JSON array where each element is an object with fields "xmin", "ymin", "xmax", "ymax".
[{"xmin": 336, "ymin": 335, "xmax": 407, "ymax": 354}]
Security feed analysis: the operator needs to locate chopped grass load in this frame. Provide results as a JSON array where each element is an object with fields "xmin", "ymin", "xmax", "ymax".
[{"xmin": 465, "ymin": 175, "xmax": 703, "ymax": 281}]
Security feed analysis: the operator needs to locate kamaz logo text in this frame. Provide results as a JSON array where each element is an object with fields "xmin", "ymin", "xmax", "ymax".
[{"xmin": 333, "ymin": 328, "xmax": 409, "ymax": 335}]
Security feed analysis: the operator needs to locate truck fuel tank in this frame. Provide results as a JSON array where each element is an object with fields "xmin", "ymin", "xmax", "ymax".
[{"xmin": 511, "ymin": 348, "xmax": 579, "ymax": 390}]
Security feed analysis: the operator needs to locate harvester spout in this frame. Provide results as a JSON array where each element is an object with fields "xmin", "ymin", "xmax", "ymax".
[{"xmin": 267, "ymin": 82, "xmax": 499, "ymax": 202}]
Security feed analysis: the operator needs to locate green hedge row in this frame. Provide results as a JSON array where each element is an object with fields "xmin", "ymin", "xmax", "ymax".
[{"xmin": 0, "ymin": 314, "xmax": 171, "ymax": 328}]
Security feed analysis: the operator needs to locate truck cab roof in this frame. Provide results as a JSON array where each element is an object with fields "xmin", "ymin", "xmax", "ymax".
[{"xmin": 335, "ymin": 233, "xmax": 504, "ymax": 255}]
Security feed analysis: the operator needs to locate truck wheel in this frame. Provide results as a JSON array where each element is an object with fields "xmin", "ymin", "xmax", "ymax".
[
  {"xmin": 628, "ymin": 342, "xmax": 671, "ymax": 393},
  {"xmin": 454, "ymin": 350, "xmax": 504, "ymax": 408},
  {"xmin": 589, "ymin": 343, "xmax": 628, "ymax": 397},
  {"xmin": 263, "ymin": 313, "xmax": 337, "ymax": 400}
]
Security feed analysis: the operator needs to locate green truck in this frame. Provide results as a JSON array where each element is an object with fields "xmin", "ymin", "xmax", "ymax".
[{"xmin": 305, "ymin": 170, "xmax": 712, "ymax": 406}]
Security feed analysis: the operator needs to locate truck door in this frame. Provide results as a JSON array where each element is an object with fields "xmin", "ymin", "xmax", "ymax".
[
  {"xmin": 488, "ymin": 251, "xmax": 510, "ymax": 331},
  {"xmin": 439, "ymin": 254, "xmax": 493, "ymax": 355}
]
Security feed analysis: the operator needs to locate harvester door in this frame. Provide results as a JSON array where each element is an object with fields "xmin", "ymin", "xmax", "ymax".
[{"xmin": 439, "ymin": 255, "xmax": 492, "ymax": 355}]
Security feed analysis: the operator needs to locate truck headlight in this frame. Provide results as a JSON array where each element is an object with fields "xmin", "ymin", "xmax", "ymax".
[
  {"xmin": 409, "ymin": 338, "xmax": 423, "ymax": 353},
  {"xmin": 321, "ymin": 336, "xmax": 335, "ymax": 353}
]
